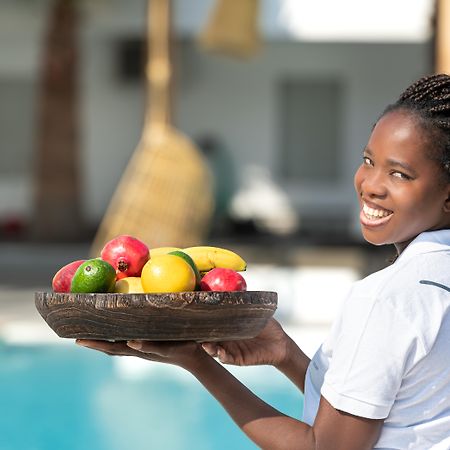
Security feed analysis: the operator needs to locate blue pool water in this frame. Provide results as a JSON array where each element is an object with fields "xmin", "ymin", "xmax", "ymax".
[{"xmin": 0, "ymin": 344, "xmax": 303, "ymax": 450}]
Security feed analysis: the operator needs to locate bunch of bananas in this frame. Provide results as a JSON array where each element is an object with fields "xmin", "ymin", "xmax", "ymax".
[{"xmin": 151, "ymin": 246, "xmax": 247, "ymax": 273}]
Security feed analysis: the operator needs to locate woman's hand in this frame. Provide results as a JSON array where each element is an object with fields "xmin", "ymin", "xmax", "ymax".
[
  {"xmin": 201, "ymin": 318, "xmax": 291, "ymax": 368},
  {"xmin": 76, "ymin": 318, "xmax": 290, "ymax": 371},
  {"xmin": 75, "ymin": 339, "xmax": 208, "ymax": 372}
]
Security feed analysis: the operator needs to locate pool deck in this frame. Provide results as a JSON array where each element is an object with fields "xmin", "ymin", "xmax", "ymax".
[{"xmin": 0, "ymin": 241, "xmax": 391, "ymax": 356}]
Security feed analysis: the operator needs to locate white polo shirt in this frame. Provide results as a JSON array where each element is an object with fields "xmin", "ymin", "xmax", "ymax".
[{"xmin": 303, "ymin": 230, "xmax": 450, "ymax": 449}]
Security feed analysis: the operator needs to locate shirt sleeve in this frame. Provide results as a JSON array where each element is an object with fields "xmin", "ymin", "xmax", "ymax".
[{"xmin": 321, "ymin": 294, "xmax": 424, "ymax": 419}]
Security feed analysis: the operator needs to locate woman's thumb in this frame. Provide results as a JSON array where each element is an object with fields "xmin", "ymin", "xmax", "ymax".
[
  {"xmin": 217, "ymin": 347, "xmax": 233, "ymax": 364},
  {"xmin": 202, "ymin": 342, "xmax": 219, "ymax": 357}
]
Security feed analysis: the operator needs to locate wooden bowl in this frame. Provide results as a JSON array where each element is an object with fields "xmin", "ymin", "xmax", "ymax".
[{"xmin": 35, "ymin": 291, "xmax": 277, "ymax": 342}]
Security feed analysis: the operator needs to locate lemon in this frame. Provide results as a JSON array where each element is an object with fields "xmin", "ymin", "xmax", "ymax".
[
  {"xmin": 141, "ymin": 254, "xmax": 196, "ymax": 293},
  {"xmin": 169, "ymin": 250, "xmax": 201, "ymax": 290},
  {"xmin": 114, "ymin": 277, "xmax": 144, "ymax": 293},
  {"xmin": 70, "ymin": 259, "xmax": 116, "ymax": 293}
]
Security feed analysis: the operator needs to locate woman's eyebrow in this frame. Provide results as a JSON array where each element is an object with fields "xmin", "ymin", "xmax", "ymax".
[
  {"xmin": 362, "ymin": 147, "xmax": 417, "ymax": 175},
  {"xmin": 386, "ymin": 158, "xmax": 416, "ymax": 175}
]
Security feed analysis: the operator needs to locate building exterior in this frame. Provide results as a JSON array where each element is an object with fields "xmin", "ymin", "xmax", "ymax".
[{"xmin": 0, "ymin": 0, "xmax": 434, "ymax": 241}]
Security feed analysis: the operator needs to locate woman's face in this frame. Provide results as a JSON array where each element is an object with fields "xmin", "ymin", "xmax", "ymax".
[{"xmin": 354, "ymin": 110, "xmax": 450, "ymax": 253}]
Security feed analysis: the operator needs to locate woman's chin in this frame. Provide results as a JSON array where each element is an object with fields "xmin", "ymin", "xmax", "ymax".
[{"xmin": 360, "ymin": 230, "xmax": 389, "ymax": 247}]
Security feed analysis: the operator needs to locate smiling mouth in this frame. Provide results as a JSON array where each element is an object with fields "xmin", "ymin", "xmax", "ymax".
[{"xmin": 360, "ymin": 202, "xmax": 393, "ymax": 226}]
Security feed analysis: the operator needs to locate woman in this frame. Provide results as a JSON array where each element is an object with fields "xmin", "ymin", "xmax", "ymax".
[{"xmin": 78, "ymin": 74, "xmax": 450, "ymax": 449}]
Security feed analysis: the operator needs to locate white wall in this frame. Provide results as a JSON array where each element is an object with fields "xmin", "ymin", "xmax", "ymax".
[
  {"xmin": 0, "ymin": 2, "xmax": 49, "ymax": 219},
  {"xmin": 175, "ymin": 41, "xmax": 431, "ymax": 220},
  {"xmin": 78, "ymin": 37, "xmax": 431, "ymax": 226},
  {"xmin": 0, "ymin": 1, "xmax": 432, "ymax": 236}
]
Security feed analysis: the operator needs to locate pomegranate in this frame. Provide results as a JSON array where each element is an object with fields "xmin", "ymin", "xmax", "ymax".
[
  {"xmin": 200, "ymin": 268, "xmax": 247, "ymax": 292},
  {"xmin": 100, "ymin": 235, "xmax": 149, "ymax": 280},
  {"xmin": 52, "ymin": 260, "xmax": 85, "ymax": 292}
]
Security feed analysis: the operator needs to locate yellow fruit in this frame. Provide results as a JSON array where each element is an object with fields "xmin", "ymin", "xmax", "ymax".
[
  {"xmin": 169, "ymin": 250, "xmax": 201, "ymax": 289},
  {"xmin": 150, "ymin": 247, "xmax": 181, "ymax": 258},
  {"xmin": 141, "ymin": 254, "xmax": 196, "ymax": 293},
  {"xmin": 182, "ymin": 246, "xmax": 247, "ymax": 272},
  {"xmin": 114, "ymin": 277, "xmax": 144, "ymax": 293}
]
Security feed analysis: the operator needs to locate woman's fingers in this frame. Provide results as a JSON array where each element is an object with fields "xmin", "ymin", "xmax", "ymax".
[
  {"xmin": 126, "ymin": 340, "xmax": 197, "ymax": 358},
  {"xmin": 201, "ymin": 342, "xmax": 219, "ymax": 357},
  {"xmin": 201, "ymin": 343, "xmax": 233, "ymax": 363},
  {"xmin": 127, "ymin": 340, "xmax": 171, "ymax": 355},
  {"xmin": 77, "ymin": 339, "xmax": 208, "ymax": 369},
  {"xmin": 126, "ymin": 340, "xmax": 143, "ymax": 351},
  {"xmin": 77, "ymin": 339, "xmax": 170, "ymax": 356},
  {"xmin": 76, "ymin": 339, "xmax": 119, "ymax": 351},
  {"xmin": 201, "ymin": 342, "xmax": 235, "ymax": 364},
  {"xmin": 76, "ymin": 339, "xmax": 140, "ymax": 357},
  {"xmin": 216, "ymin": 347, "xmax": 231, "ymax": 363}
]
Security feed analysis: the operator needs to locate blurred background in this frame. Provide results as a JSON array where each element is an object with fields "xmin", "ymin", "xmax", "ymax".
[{"xmin": 0, "ymin": 0, "xmax": 448, "ymax": 449}]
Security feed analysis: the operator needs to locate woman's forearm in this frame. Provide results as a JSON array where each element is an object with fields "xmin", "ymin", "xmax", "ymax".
[
  {"xmin": 276, "ymin": 335, "xmax": 311, "ymax": 392},
  {"xmin": 186, "ymin": 353, "xmax": 315, "ymax": 450}
]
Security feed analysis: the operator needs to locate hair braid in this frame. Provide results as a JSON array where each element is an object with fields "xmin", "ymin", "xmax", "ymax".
[{"xmin": 384, "ymin": 73, "xmax": 450, "ymax": 180}]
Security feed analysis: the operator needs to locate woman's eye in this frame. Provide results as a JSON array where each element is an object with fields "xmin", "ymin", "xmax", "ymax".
[
  {"xmin": 392, "ymin": 171, "xmax": 411, "ymax": 180},
  {"xmin": 363, "ymin": 156, "xmax": 373, "ymax": 166}
]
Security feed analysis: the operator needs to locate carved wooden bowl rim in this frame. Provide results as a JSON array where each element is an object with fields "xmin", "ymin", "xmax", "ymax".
[
  {"xmin": 35, "ymin": 290, "xmax": 277, "ymax": 307},
  {"xmin": 34, "ymin": 291, "xmax": 278, "ymax": 342}
]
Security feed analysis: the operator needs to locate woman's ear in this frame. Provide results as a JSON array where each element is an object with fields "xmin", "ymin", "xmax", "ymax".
[{"xmin": 444, "ymin": 189, "xmax": 450, "ymax": 213}]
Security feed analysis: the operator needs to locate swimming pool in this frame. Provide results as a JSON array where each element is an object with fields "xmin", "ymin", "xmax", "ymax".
[{"xmin": 0, "ymin": 344, "xmax": 303, "ymax": 450}]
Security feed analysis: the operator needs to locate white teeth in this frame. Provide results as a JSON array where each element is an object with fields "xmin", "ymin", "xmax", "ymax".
[{"xmin": 363, "ymin": 203, "xmax": 391, "ymax": 220}]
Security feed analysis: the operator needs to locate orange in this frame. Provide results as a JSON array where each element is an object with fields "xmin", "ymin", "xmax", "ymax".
[{"xmin": 141, "ymin": 254, "xmax": 196, "ymax": 293}]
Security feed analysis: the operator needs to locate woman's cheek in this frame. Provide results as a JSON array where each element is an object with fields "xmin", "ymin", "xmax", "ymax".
[{"xmin": 354, "ymin": 166, "xmax": 364, "ymax": 194}]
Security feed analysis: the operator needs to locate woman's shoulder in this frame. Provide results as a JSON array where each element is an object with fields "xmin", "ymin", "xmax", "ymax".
[
  {"xmin": 351, "ymin": 260, "xmax": 403, "ymax": 298},
  {"xmin": 355, "ymin": 241, "xmax": 450, "ymax": 298},
  {"xmin": 348, "ymin": 249, "xmax": 450, "ymax": 348}
]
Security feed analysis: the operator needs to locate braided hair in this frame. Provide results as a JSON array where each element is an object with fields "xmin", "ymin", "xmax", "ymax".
[{"xmin": 382, "ymin": 73, "xmax": 450, "ymax": 182}]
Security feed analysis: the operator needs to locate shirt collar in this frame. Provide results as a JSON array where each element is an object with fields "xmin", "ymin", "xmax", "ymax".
[{"xmin": 395, "ymin": 229, "xmax": 450, "ymax": 264}]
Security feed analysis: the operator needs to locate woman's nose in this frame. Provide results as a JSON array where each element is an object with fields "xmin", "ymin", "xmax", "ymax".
[{"xmin": 360, "ymin": 169, "xmax": 387, "ymax": 198}]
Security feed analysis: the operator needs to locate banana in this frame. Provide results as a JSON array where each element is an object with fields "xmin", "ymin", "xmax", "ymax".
[
  {"xmin": 182, "ymin": 246, "xmax": 247, "ymax": 272},
  {"xmin": 150, "ymin": 247, "xmax": 181, "ymax": 257}
]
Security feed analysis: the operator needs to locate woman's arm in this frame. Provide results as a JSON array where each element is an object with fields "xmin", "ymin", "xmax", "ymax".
[
  {"xmin": 164, "ymin": 341, "xmax": 382, "ymax": 450},
  {"xmin": 78, "ymin": 338, "xmax": 383, "ymax": 450},
  {"xmin": 183, "ymin": 344, "xmax": 317, "ymax": 450},
  {"xmin": 202, "ymin": 318, "xmax": 311, "ymax": 391},
  {"xmin": 272, "ymin": 332, "xmax": 310, "ymax": 392}
]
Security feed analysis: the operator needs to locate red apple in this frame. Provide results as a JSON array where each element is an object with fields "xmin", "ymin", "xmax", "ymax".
[
  {"xmin": 52, "ymin": 260, "xmax": 86, "ymax": 292},
  {"xmin": 200, "ymin": 268, "xmax": 247, "ymax": 292},
  {"xmin": 100, "ymin": 235, "xmax": 149, "ymax": 280}
]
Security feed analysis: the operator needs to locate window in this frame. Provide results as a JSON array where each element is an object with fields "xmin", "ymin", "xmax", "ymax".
[
  {"xmin": 0, "ymin": 79, "xmax": 35, "ymax": 175},
  {"xmin": 279, "ymin": 78, "xmax": 343, "ymax": 183}
]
